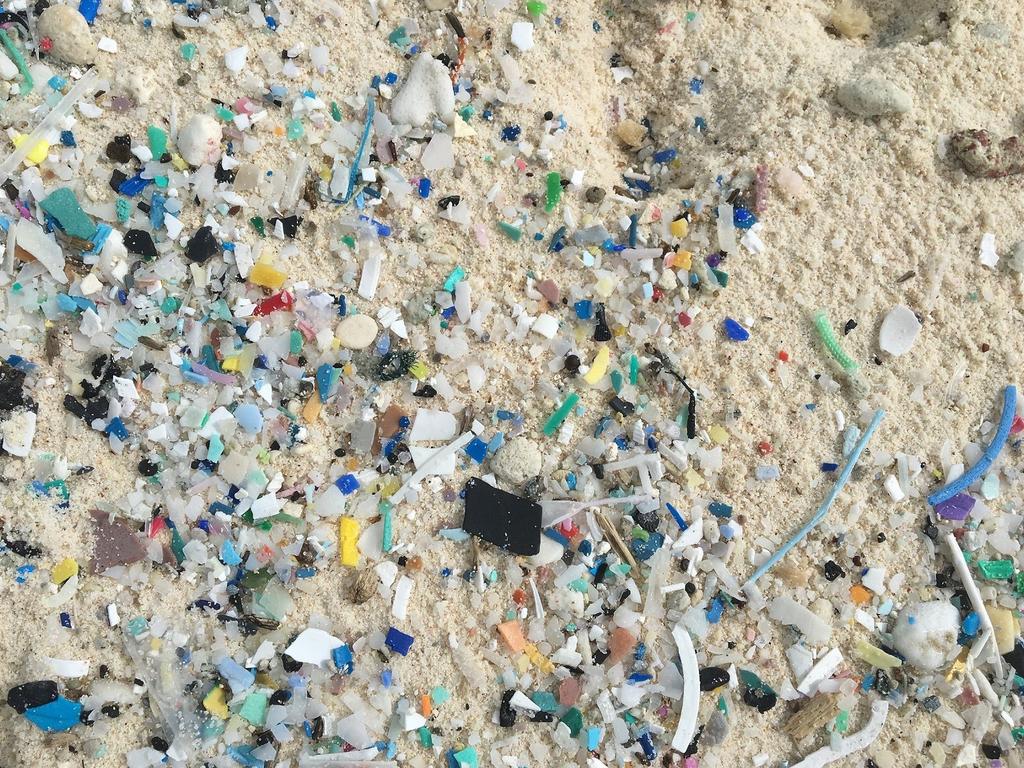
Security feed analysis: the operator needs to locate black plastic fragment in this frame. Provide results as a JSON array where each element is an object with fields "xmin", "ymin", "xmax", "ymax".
[{"xmin": 461, "ymin": 478, "xmax": 541, "ymax": 556}]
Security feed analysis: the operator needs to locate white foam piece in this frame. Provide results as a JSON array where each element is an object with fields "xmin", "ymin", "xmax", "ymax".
[
  {"xmin": 390, "ymin": 53, "xmax": 455, "ymax": 127},
  {"xmin": 878, "ymin": 304, "xmax": 921, "ymax": 357}
]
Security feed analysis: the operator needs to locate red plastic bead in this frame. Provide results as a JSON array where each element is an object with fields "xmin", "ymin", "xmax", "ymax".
[
  {"xmin": 757, "ymin": 441, "xmax": 773, "ymax": 456},
  {"xmin": 1011, "ymin": 415, "xmax": 1024, "ymax": 435},
  {"xmin": 651, "ymin": 286, "xmax": 664, "ymax": 302},
  {"xmin": 678, "ymin": 312, "xmax": 692, "ymax": 327},
  {"xmin": 777, "ymin": 350, "xmax": 789, "ymax": 362}
]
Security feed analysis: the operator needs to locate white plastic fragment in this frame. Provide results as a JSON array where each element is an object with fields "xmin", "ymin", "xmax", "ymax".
[
  {"xmin": 768, "ymin": 597, "xmax": 832, "ymax": 644},
  {"xmin": 285, "ymin": 628, "xmax": 343, "ymax": 666},
  {"xmin": 670, "ymin": 623, "xmax": 700, "ymax": 753},
  {"xmin": 45, "ymin": 657, "xmax": 90, "ymax": 677},
  {"xmin": 15, "ymin": 218, "xmax": 67, "ymax": 282},
  {"xmin": 796, "ymin": 648, "xmax": 843, "ymax": 695},
  {"xmin": 409, "ymin": 409, "xmax": 457, "ymax": 442},
  {"xmin": 979, "ymin": 232, "xmax": 998, "ymax": 267},
  {"xmin": 1, "ymin": 410, "xmax": 36, "ymax": 457},
  {"xmin": 510, "ymin": 21, "xmax": 535, "ymax": 51},
  {"xmin": 224, "ymin": 45, "xmax": 249, "ymax": 73},
  {"xmin": 392, "ymin": 575, "xmax": 414, "ymax": 620},
  {"xmin": 531, "ymin": 313, "xmax": 559, "ymax": 339},
  {"xmin": 878, "ymin": 305, "xmax": 920, "ymax": 357},
  {"xmin": 421, "ymin": 133, "xmax": 455, "ymax": 171},
  {"xmin": 391, "ymin": 432, "xmax": 474, "ymax": 504},
  {"xmin": 358, "ymin": 252, "xmax": 382, "ymax": 299},
  {"xmin": 791, "ymin": 700, "xmax": 889, "ymax": 768},
  {"xmin": 510, "ymin": 690, "xmax": 540, "ymax": 711},
  {"xmin": 892, "ymin": 602, "xmax": 960, "ymax": 671},
  {"xmin": 409, "ymin": 445, "xmax": 457, "ymax": 475},
  {"xmin": 945, "ymin": 532, "xmax": 1003, "ymax": 674},
  {"xmin": 0, "ymin": 49, "xmax": 18, "ymax": 80},
  {"xmin": 390, "ymin": 53, "xmax": 455, "ymax": 127}
]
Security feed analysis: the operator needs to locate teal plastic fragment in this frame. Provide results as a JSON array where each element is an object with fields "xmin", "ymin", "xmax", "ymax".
[{"xmin": 40, "ymin": 187, "xmax": 95, "ymax": 240}]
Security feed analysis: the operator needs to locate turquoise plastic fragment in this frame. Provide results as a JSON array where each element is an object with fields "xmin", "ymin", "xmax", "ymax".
[
  {"xmin": 23, "ymin": 697, "xmax": 82, "ymax": 732},
  {"xmin": 40, "ymin": 188, "xmax": 95, "ymax": 240}
]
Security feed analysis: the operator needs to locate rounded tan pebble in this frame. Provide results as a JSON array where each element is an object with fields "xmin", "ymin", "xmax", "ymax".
[
  {"xmin": 337, "ymin": 314, "xmax": 378, "ymax": 349},
  {"xmin": 38, "ymin": 5, "xmax": 95, "ymax": 66}
]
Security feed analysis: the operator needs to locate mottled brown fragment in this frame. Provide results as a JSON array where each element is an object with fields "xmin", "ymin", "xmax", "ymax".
[{"xmin": 950, "ymin": 129, "xmax": 1024, "ymax": 178}]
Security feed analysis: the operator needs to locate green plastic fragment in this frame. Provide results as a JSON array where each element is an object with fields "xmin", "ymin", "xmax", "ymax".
[
  {"xmin": 545, "ymin": 171, "xmax": 561, "ymax": 212},
  {"xmin": 452, "ymin": 747, "xmax": 478, "ymax": 768},
  {"xmin": 289, "ymin": 330, "xmax": 303, "ymax": 355},
  {"xmin": 330, "ymin": 101, "xmax": 342, "ymax": 121},
  {"xmin": 431, "ymin": 686, "xmax": 450, "ymax": 706},
  {"xmin": 1014, "ymin": 727, "xmax": 1024, "ymax": 743},
  {"xmin": 115, "ymin": 198, "xmax": 131, "ymax": 222},
  {"xmin": 526, "ymin": 0, "xmax": 547, "ymax": 14},
  {"xmin": 710, "ymin": 268, "xmax": 729, "ymax": 287},
  {"xmin": 40, "ymin": 188, "xmax": 95, "ymax": 240},
  {"xmin": 417, "ymin": 726, "xmax": 432, "ymax": 747},
  {"xmin": 380, "ymin": 501, "xmax": 393, "ymax": 553},
  {"xmin": 0, "ymin": 30, "xmax": 32, "ymax": 95},
  {"xmin": 208, "ymin": 433, "xmax": 224, "ymax": 462},
  {"xmin": 387, "ymin": 25, "xmax": 412, "ymax": 48},
  {"xmin": 444, "ymin": 266, "xmax": 466, "ymax": 292},
  {"xmin": 716, "ymin": 695, "xmax": 728, "ymax": 715},
  {"xmin": 498, "ymin": 221, "xmax": 522, "ymax": 241},
  {"xmin": 154, "ymin": 176, "xmax": 169, "ymax": 188},
  {"xmin": 531, "ymin": 691, "xmax": 557, "ymax": 712},
  {"xmin": 180, "ymin": 42, "xmax": 197, "ymax": 61},
  {"xmin": 629, "ymin": 354, "xmax": 639, "ymax": 385},
  {"xmin": 161, "ymin": 296, "xmax": 181, "ymax": 314},
  {"xmin": 126, "ymin": 617, "xmax": 148, "ymax": 636},
  {"xmin": 286, "ymin": 118, "xmax": 304, "ymax": 141},
  {"xmin": 559, "ymin": 707, "xmax": 583, "ymax": 737},
  {"xmin": 239, "ymin": 692, "xmax": 268, "ymax": 726},
  {"xmin": 341, "ymin": 235, "xmax": 355, "ymax": 249},
  {"xmin": 170, "ymin": 527, "xmax": 186, "ymax": 564},
  {"xmin": 543, "ymin": 392, "xmax": 579, "ymax": 436},
  {"xmin": 813, "ymin": 310, "xmax": 859, "ymax": 373},
  {"xmin": 458, "ymin": 105, "xmax": 475, "ymax": 122},
  {"xmin": 1015, "ymin": 571, "xmax": 1024, "ymax": 596},
  {"xmin": 215, "ymin": 106, "xmax": 234, "ymax": 121},
  {"xmin": 835, "ymin": 710, "xmax": 849, "ymax": 733},
  {"xmin": 978, "ymin": 559, "xmax": 1014, "ymax": 580},
  {"xmin": 251, "ymin": 216, "xmax": 265, "ymax": 236},
  {"xmin": 610, "ymin": 369, "xmax": 623, "ymax": 392},
  {"xmin": 147, "ymin": 126, "xmax": 168, "ymax": 158}
]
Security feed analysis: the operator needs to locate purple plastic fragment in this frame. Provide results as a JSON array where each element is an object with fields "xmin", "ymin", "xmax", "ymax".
[{"xmin": 934, "ymin": 493, "xmax": 975, "ymax": 521}]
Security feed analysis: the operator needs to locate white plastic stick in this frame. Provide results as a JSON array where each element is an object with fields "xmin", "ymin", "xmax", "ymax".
[
  {"xmin": 390, "ymin": 432, "xmax": 473, "ymax": 504},
  {"xmin": 945, "ymin": 532, "xmax": 1003, "ymax": 676},
  {"xmin": 791, "ymin": 700, "xmax": 889, "ymax": 768},
  {"xmin": 0, "ymin": 69, "xmax": 99, "ymax": 185},
  {"xmin": 670, "ymin": 623, "xmax": 700, "ymax": 753},
  {"xmin": 541, "ymin": 493, "xmax": 656, "ymax": 527}
]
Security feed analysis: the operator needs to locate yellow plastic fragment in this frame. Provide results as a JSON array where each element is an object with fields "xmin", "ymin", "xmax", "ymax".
[
  {"xmin": 51, "ymin": 557, "xmax": 78, "ymax": 584},
  {"xmin": 674, "ymin": 249, "xmax": 692, "ymax": 270},
  {"xmin": 583, "ymin": 346, "xmax": 609, "ymax": 384},
  {"xmin": 684, "ymin": 468, "xmax": 704, "ymax": 489},
  {"xmin": 987, "ymin": 604, "xmax": 1019, "ymax": 654},
  {"xmin": 248, "ymin": 262, "xmax": 287, "ymax": 289},
  {"xmin": 170, "ymin": 153, "xmax": 189, "ymax": 171},
  {"xmin": 524, "ymin": 642, "xmax": 554, "ymax": 674},
  {"xmin": 408, "ymin": 360, "xmax": 428, "ymax": 380},
  {"xmin": 854, "ymin": 640, "xmax": 902, "ymax": 669},
  {"xmin": 338, "ymin": 516, "xmax": 360, "ymax": 567},
  {"xmin": 13, "ymin": 134, "xmax": 50, "ymax": 165},
  {"xmin": 453, "ymin": 118, "xmax": 476, "ymax": 138},
  {"xmin": 708, "ymin": 425, "xmax": 729, "ymax": 445},
  {"xmin": 221, "ymin": 356, "xmax": 240, "ymax": 372},
  {"xmin": 203, "ymin": 686, "xmax": 229, "ymax": 718},
  {"xmin": 302, "ymin": 393, "xmax": 322, "ymax": 423},
  {"xmin": 669, "ymin": 217, "xmax": 689, "ymax": 238}
]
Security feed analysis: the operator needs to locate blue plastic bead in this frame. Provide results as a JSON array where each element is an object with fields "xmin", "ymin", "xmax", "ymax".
[{"xmin": 733, "ymin": 206, "xmax": 757, "ymax": 229}]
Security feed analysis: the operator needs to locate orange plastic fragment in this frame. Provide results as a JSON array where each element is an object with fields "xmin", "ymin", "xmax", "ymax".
[
  {"xmin": 497, "ymin": 620, "xmax": 526, "ymax": 653},
  {"xmin": 850, "ymin": 585, "xmax": 871, "ymax": 605},
  {"xmin": 421, "ymin": 694, "xmax": 432, "ymax": 718}
]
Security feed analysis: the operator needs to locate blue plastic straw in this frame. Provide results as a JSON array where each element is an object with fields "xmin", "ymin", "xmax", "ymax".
[
  {"xmin": 927, "ymin": 385, "xmax": 1017, "ymax": 507},
  {"xmin": 743, "ymin": 409, "xmax": 885, "ymax": 589},
  {"xmin": 341, "ymin": 94, "xmax": 375, "ymax": 204}
]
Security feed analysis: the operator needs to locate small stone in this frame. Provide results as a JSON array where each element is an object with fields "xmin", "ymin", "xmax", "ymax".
[
  {"xmin": 38, "ymin": 5, "xmax": 95, "ymax": 66},
  {"xmin": 90, "ymin": 510, "xmax": 146, "ymax": 574},
  {"xmin": 536, "ymin": 279, "xmax": 560, "ymax": 304},
  {"xmin": 391, "ymin": 53, "xmax": 455, "ymax": 128},
  {"xmin": 585, "ymin": 186, "xmax": 606, "ymax": 204},
  {"xmin": 986, "ymin": 604, "xmax": 1018, "ymax": 654},
  {"xmin": 491, "ymin": 437, "xmax": 542, "ymax": 487},
  {"xmin": 177, "ymin": 114, "xmax": 223, "ymax": 167},
  {"xmin": 337, "ymin": 314, "xmax": 379, "ymax": 350},
  {"xmin": 892, "ymin": 600, "xmax": 959, "ymax": 670},
  {"xmin": 878, "ymin": 305, "xmax": 920, "ymax": 356},
  {"xmin": 606, "ymin": 626, "xmax": 636, "ymax": 665},
  {"xmin": 615, "ymin": 119, "xmax": 646, "ymax": 148},
  {"xmin": 558, "ymin": 677, "xmax": 580, "ymax": 706},
  {"xmin": 837, "ymin": 75, "xmax": 912, "ymax": 118}
]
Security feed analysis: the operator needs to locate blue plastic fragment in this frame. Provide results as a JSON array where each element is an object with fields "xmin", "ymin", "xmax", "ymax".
[
  {"xmin": 217, "ymin": 657, "xmax": 255, "ymax": 693},
  {"xmin": 418, "ymin": 177, "xmax": 432, "ymax": 198},
  {"xmin": 78, "ymin": 0, "xmax": 100, "ymax": 23},
  {"xmin": 574, "ymin": 300, "xmax": 593, "ymax": 320},
  {"xmin": 629, "ymin": 531, "xmax": 664, "ymax": 562},
  {"xmin": 332, "ymin": 643, "xmax": 354, "ymax": 673},
  {"xmin": 723, "ymin": 318, "xmax": 750, "ymax": 341},
  {"xmin": 23, "ymin": 697, "xmax": 82, "ymax": 732},
  {"xmin": 315, "ymin": 363, "xmax": 336, "ymax": 403},
  {"xmin": 118, "ymin": 174, "xmax": 152, "ymax": 197},
  {"xmin": 59, "ymin": 130, "xmax": 75, "ymax": 147},
  {"xmin": 706, "ymin": 597, "xmax": 724, "ymax": 623},
  {"xmin": 689, "ymin": 77, "xmax": 703, "ymax": 94},
  {"xmin": 105, "ymin": 417, "xmax": 129, "ymax": 441},
  {"xmin": 385, "ymin": 627, "xmax": 414, "ymax": 656},
  {"xmin": 733, "ymin": 206, "xmax": 757, "ymax": 229},
  {"xmin": 708, "ymin": 501, "xmax": 732, "ymax": 518},
  {"xmin": 335, "ymin": 473, "xmax": 360, "ymax": 495},
  {"xmin": 652, "ymin": 148, "xmax": 677, "ymax": 164}
]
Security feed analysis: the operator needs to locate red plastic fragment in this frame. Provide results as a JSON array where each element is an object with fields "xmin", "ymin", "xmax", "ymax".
[{"xmin": 254, "ymin": 290, "xmax": 294, "ymax": 316}]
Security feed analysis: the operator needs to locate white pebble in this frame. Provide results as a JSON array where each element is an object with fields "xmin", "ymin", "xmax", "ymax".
[
  {"xmin": 390, "ymin": 53, "xmax": 455, "ymax": 127},
  {"xmin": 979, "ymin": 232, "xmax": 999, "ymax": 267},
  {"xmin": 177, "ymin": 113, "xmax": 223, "ymax": 167},
  {"xmin": 878, "ymin": 304, "xmax": 920, "ymax": 357},
  {"xmin": 837, "ymin": 75, "xmax": 912, "ymax": 117},
  {"xmin": 38, "ymin": 5, "xmax": 95, "ymax": 66},
  {"xmin": 892, "ymin": 601, "xmax": 960, "ymax": 670},
  {"xmin": 336, "ymin": 314, "xmax": 378, "ymax": 349}
]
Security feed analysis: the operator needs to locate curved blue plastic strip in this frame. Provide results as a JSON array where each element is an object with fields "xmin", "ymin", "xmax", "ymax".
[
  {"xmin": 341, "ymin": 95, "xmax": 376, "ymax": 204},
  {"xmin": 927, "ymin": 385, "xmax": 1017, "ymax": 507},
  {"xmin": 744, "ymin": 409, "xmax": 885, "ymax": 588}
]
